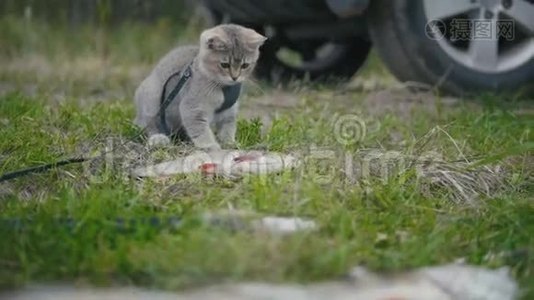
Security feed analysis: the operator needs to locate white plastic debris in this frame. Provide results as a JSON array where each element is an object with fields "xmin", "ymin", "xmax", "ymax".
[
  {"xmin": 201, "ymin": 210, "xmax": 317, "ymax": 235},
  {"xmin": 131, "ymin": 150, "xmax": 300, "ymax": 178},
  {"xmin": 2, "ymin": 264, "xmax": 518, "ymax": 300},
  {"xmin": 419, "ymin": 264, "xmax": 518, "ymax": 300},
  {"xmin": 346, "ymin": 263, "xmax": 518, "ymax": 300},
  {"xmin": 252, "ymin": 216, "xmax": 317, "ymax": 235}
]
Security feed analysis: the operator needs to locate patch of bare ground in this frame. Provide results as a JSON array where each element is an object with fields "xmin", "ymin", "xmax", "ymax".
[{"xmin": 362, "ymin": 87, "xmax": 462, "ymax": 118}]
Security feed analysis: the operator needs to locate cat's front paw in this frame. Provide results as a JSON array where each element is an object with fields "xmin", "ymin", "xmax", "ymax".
[{"xmin": 148, "ymin": 134, "xmax": 171, "ymax": 148}]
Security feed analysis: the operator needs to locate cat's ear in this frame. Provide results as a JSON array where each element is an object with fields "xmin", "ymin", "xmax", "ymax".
[
  {"xmin": 243, "ymin": 28, "xmax": 267, "ymax": 49},
  {"xmin": 200, "ymin": 29, "xmax": 228, "ymax": 51}
]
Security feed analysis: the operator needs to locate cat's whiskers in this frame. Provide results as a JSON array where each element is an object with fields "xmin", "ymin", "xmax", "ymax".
[{"xmin": 205, "ymin": 80, "xmax": 221, "ymax": 97}]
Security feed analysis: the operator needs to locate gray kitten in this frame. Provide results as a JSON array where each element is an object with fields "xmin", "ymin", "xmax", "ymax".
[{"xmin": 134, "ymin": 24, "xmax": 266, "ymax": 149}]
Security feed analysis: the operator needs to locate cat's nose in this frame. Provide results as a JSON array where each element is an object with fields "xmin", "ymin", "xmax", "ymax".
[{"xmin": 231, "ymin": 76, "xmax": 238, "ymax": 81}]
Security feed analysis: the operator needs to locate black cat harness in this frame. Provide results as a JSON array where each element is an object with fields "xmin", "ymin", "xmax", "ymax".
[{"xmin": 158, "ymin": 64, "xmax": 242, "ymax": 136}]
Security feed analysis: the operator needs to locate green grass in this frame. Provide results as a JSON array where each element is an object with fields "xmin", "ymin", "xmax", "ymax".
[{"xmin": 0, "ymin": 17, "xmax": 533, "ymax": 298}]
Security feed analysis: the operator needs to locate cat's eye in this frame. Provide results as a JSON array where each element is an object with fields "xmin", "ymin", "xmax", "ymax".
[
  {"xmin": 220, "ymin": 62, "xmax": 230, "ymax": 69},
  {"xmin": 241, "ymin": 63, "xmax": 250, "ymax": 69}
]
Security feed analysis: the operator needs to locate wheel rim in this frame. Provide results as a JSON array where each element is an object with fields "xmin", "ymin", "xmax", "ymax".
[
  {"xmin": 275, "ymin": 43, "xmax": 351, "ymax": 72},
  {"xmin": 423, "ymin": 0, "xmax": 534, "ymax": 73}
]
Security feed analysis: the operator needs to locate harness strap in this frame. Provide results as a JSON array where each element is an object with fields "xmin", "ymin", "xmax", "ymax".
[
  {"xmin": 217, "ymin": 83, "xmax": 242, "ymax": 114},
  {"xmin": 159, "ymin": 64, "xmax": 193, "ymax": 136},
  {"xmin": 159, "ymin": 64, "xmax": 242, "ymax": 136},
  {"xmin": 0, "ymin": 157, "xmax": 87, "ymax": 182}
]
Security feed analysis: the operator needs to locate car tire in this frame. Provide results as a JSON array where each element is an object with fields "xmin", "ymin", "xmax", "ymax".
[
  {"xmin": 255, "ymin": 37, "xmax": 372, "ymax": 84},
  {"xmin": 367, "ymin": 0, "xmax": 534, "ymax": 96}
]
